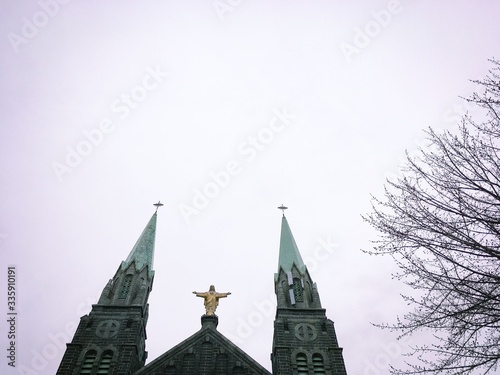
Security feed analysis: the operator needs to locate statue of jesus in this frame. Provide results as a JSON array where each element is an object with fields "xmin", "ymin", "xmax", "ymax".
[{"xmin": 193, "ymin": 285, "xmax": 231, "ymax": 316}]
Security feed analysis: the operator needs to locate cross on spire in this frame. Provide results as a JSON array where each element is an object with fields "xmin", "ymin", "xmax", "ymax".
[
  {"xmin": 278, "ymin": 204, "xmax": 288, "ymax": 216},
  {"xmin": 154, "ymin": 201, "xmax": 164, "ymax": 212}
]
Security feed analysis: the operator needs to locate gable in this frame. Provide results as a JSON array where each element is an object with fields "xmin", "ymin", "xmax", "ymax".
[{"xmin": 134, "ymin": 320, "xmax": 271, "ymax": 375}]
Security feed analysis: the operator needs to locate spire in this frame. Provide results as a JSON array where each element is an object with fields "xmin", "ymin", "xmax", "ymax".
[
  {"xmin": 122, "ymin": 210, "xmax": 158, "ymax": 277},
  {"xmin": 276, "ymin": 212, "xmax": 306, "ymax": 278},
  {"xmin": 272, "ymin": 209, "xmax": 347, "ymax": 375},
  {"xmin": 58, "ymin": 205, "xmax": 162, "ymax": 375}
]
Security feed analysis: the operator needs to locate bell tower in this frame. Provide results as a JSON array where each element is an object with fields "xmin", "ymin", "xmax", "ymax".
[
  {"xmin": 56, "ymin": 204, "xmax": 161, "ymax": 375},
  {"xmin": 271, "ymin": 207, "xmax": 348, "ymax": 374}
]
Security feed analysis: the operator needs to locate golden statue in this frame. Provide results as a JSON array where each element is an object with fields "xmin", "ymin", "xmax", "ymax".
[{"xmin": 193, "ymin": 285, "xmax": 231, "ymax": 315}]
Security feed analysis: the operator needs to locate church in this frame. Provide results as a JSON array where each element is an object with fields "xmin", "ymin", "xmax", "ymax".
[{"xmin": 56, "ymin": 204, "xmax": 348, "ymax": 374}]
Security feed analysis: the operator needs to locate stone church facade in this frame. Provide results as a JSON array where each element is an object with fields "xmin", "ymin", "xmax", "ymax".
[{"xmin": 56, "ymin": 208, "xmax": 348, "ymax": 374}]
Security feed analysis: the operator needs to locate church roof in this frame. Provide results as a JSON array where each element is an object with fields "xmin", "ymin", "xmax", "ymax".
[
  {"xmin": 122, "ymin": 211, "xmax": 157, "ymax": 277},
  {"xmin": 276, "ymin": 215, "xmax": 305, "ymax": 278},
  {"xmin": 134, "ymin": 315, "xmax": 271, "ymax": 375}
]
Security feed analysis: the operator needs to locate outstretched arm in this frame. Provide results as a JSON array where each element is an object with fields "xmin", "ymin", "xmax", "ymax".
[{"xmin": 193, "ymin": 291, "xmax": 208, "ymax": 298}]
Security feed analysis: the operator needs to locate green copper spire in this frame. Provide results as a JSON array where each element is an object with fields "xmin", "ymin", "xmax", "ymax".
[
  {"xmin": 276, "ymin": 214, "xmax": 306, "ymax": 277},
  {"xmin": 122, "ymin": 211, "xmax": 157, "ymax": 276}
]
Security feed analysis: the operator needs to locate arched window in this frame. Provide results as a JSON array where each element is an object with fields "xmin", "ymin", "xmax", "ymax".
[
  {"xmin": 306, "ymin": 281, "xmax": 313, "ymax": 302},
  {"xmin": 119, "ymin": 275, "xmax": 133, "ymax": 299},
  {"xmin": 296, "ymin": 353, "xmax": 308, "ymax": 375},
  {"xmin": 79, "ymin": 350, "xmax": 97, "ymax": 374},
  {"xmin": 292, "ymin": 278, "xmax": 304, "ymax": 302},
  {"xmin": 312, "ymin": 353, "xmax": 325, "ymax": 374},
  {"xmin": 96, "ymin": 350, "xmax": 113, "ymax": 374}
]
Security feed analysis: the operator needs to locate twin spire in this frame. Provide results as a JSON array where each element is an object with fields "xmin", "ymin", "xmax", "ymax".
[
  {"xmin": 122, "ymin": 212, "xmax": 157, "ymax": 277},
  {"xmin": 121, "ymin": 202, "xmax": 163, "ymax": 278},
  {"xmin": 122, "ymin": 203, "xmax": 306, "ymax": 277},
  {"xmin": 274, "ymin": 206, "xmax": 321, "ymax": 309},
  {"xmin": 118, "ymin": 203, "xmax": 312, "ymax": 305},
  {"xmin": 276, "ymin": 214, "xmax": 306, "ymax": 276}
]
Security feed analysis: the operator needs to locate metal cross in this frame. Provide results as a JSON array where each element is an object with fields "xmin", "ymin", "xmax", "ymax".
[
  {"xmin": 278, "ymin": 204, "xmax": 288, "ymax": 216},
  {"xmin": 154, "ymin": 201, "xmax": 164, "ymax": 212}
]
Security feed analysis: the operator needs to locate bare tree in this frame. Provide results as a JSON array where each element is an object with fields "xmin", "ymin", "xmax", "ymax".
[{"xmin": 364, "ymin": 59, "xmax": 500, "ymax": 375}]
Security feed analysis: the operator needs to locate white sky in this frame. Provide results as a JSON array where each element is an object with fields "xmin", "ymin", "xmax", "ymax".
[{"xmin": 1, "ymin": 1, "xmax": 499, "ymax": 374}]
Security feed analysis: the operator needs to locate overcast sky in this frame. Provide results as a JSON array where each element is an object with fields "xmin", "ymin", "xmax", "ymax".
[{"xmin": 1, "ymin": 1, "xmax": 500, "ymax": 375}]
